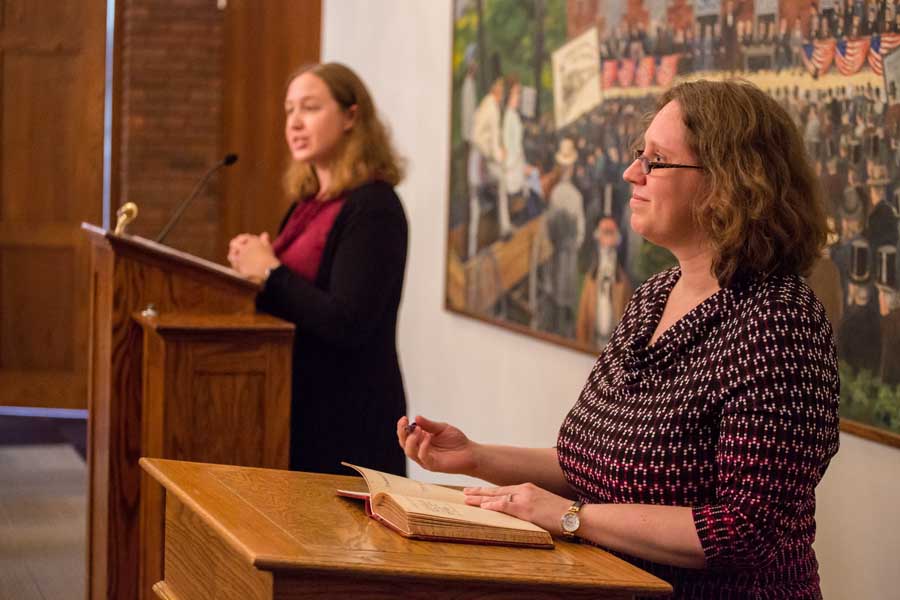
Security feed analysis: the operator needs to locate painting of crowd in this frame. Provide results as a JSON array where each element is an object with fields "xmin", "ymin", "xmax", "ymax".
[
  {"xmin": 597, "ymin": 0, "xmax": 900, "ymax": 82},
  {"xmin": 455, "ymin": 58, "xmax": 661, "ymax": 348},
  {"xmin": 772, "ymin": 80, "xmax": 899, "ymax": 396},
  {"xmin": 448, "ymin": 0, "xmax": 900, "ymax": 434}
]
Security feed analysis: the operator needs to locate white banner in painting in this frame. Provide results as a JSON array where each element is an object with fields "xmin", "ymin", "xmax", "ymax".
[
  {"xmin": 552, "ymin": 27, "xmax": 601, "ymax": 129},
  {"xmin": 694, "ymin": 0, "xmax": 721, "ymax": 18},
  {"xmin": 883, "ymin": 47, "xmax": 900, "ymax": 106},
  {"xmin": 754, "ymin": 0, "xmax": 778, "ymax": 16}
]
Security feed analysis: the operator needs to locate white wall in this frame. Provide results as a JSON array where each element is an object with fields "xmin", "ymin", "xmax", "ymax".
[
  {"xmin": 321, "ymin": 2, "xmax": 900, "ymax": 597},
  {"xmin": 814, "ymin": 433, "xmax": 900, "ymax": 598}
]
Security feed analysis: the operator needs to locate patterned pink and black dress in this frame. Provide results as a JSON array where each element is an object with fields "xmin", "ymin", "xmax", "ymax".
[{"xmin": 557, "ymin": 267, "xmax": 840, "ymax": 599}]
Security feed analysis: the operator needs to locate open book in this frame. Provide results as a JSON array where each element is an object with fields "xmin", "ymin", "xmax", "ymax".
[{"xmin": 337, "ymin": 462, "xmax": 553, "ymax": 549}]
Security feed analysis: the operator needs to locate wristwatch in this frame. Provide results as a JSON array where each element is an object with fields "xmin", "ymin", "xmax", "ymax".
[{"xmin": 560, "ymin": 499, "xmax": 584, "ymax": 539}]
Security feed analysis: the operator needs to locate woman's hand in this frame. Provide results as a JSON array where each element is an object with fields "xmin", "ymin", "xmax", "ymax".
[
  {"xmin": 227, "ymin": 233, "xmax": 252, "ymax": 269},
  {"xmin": 227, "ymin": 232, "xmax": 280, "ymax": 283},
  {"xmin": 396, "ymin": 415, "xmax": 479, "ymax": 475},
  {"xmin": 463, "ymin": 483, "xmax": 572, "ymax": 535}
]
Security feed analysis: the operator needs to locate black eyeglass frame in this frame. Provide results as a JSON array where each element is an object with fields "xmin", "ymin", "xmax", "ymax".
[{"xmin": 632, "ymin": 150, "xmax": 705, "ymax": 175}]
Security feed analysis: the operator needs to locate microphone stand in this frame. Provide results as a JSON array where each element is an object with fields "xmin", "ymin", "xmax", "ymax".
[{"xmin": 156, "ymin": 154, "xmax": 238, "ymax": 244}]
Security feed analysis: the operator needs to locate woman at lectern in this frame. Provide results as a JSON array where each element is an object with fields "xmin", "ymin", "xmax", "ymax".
[
  {"xmin": 398, "ymin": 80, "xmax": 840, "ymax": 598},
  {"xmin": 228, "ymin": 62, "xmax": 407, "ymax": 476}
]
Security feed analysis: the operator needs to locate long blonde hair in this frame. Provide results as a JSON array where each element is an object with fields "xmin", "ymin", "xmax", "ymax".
[{"xmin": 283, "ymin": 63, "xmax": 405, "ymax": 200}]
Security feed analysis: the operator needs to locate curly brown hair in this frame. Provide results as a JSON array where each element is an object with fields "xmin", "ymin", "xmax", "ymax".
[
  {"xmin": 283, "ymin": 63, "xmax": 405, "ymax": 200},
  {"xmin": 653, "ymin": 79, "xmax": 829, "ymax": 286}
]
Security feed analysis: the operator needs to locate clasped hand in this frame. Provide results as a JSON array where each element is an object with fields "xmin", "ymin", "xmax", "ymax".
[
  {"xmin": 396, "ymin": 415, "xmax": 571, "ymax": 535},
  {"xmin": 227, "ymin": 232, "xmax": 279, "ymax": 283}
]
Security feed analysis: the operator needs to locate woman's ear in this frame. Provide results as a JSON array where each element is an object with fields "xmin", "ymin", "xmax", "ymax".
[{"xmin": 344, "ymin": 104, "xmax": 359, "ymax": 131}]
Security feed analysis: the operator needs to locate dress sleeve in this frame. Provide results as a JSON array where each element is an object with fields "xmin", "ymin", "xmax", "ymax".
[
  {"xmin": 691, "ymin": 297, "xmax": 840, "ymax": 570},
  {"xmin": 255, "ymin": 195, "xmax": 407, "ymax": 350}
]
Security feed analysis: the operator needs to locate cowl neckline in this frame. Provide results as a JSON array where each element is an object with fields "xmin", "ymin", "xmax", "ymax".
[{"xmin": 623, "ymin": 267, "xmax": 749, "ymax": 380}]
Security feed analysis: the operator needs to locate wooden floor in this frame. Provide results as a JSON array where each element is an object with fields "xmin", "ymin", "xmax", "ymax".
[{"xmin": 0, "ymin": 442, "xmax": 86, "ymax": 600}]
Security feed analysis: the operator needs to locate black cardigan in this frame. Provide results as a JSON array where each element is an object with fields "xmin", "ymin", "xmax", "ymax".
[{"xmin": 256, "ymin": 180, "xmax": 408, "ymax": 475}]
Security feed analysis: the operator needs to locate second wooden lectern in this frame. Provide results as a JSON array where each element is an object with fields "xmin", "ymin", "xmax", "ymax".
[
  {"xmin": 83, "ymin": 224, "xmax": 294, "ymax": 600},
  {"xmin": 141, "ymin": 458, "xmax": 673, "ymax": 600}
]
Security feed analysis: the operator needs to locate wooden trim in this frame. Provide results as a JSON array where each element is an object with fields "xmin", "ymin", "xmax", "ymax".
[
  {"xmin": 151, "ymin": 582, "xmax": 182, "ymax": 600},
  {"xmin": 840, "ymin": 418, "xmax": 900, "ymax": 449},
  {"xmin": 0, "ymin": 223, "xmax": 83, "ymax": 245},
  {"xmin": 0, "ymin": 372, "xmax": 85, "ymax": 409},
  {"xmin": 139, "ymin": 458, "xmax": 300, "ymax": 567},
  {"xmin": 82, "ymin": 224, "xmax": 260, "ymax": 291},
  {"xmin": 132, "ymin": 312, "xmax": 294, "ymax": 335}
]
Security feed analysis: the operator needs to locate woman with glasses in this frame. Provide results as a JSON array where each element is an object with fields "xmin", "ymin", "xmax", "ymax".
[{"xmin": 398, "ymin": 79, "xmax": 839, "ymax": 599}]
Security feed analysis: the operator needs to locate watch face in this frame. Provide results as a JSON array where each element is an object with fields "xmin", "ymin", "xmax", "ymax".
[{"xmin": 562, "ymin": 511, "xmax": 581, "ymax": 533}]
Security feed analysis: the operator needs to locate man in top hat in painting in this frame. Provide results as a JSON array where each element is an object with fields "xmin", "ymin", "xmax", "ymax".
[
  {"xmin": 832, "ymin": 168, "xmax": 868, "ymax": 298},
  {"xmin": 839, "ymin": 238, "xmax": 883, "ymax": 375},
  {"xmin": 876, "ymin": 244, "xmax": 900, "ymax": 384},
  {"xmin": 864, "ymin": 170, "xmax": 898, "ymax": 251},
  {"xmin": 822, "ymin": 153, "xmax": 844, "ymax": 218},
  {"xmin": 845, "ymin": 168, "xmax": 868, "ymax": 225}
]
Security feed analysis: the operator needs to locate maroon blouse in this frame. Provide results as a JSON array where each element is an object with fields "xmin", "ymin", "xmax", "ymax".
[
  {"xmin": 557, "ymin": 267, "xmax": 840, "ymax": 599},
  {"xmin": 272, "ymin": 197, "xmax": 345, "ymax": 282}
]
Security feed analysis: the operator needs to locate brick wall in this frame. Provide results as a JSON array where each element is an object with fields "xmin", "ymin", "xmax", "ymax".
[{"xmin": 119, "ymin": 0, "xmax": 225, "ymax": 261}]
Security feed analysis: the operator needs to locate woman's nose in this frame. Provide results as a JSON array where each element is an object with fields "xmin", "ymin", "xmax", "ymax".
[{"xmin": 622, "ymin": 158, "xmax": 645, "ymax": 185}]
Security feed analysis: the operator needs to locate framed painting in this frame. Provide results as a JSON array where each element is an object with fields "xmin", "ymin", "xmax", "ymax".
[{"xmin": 444, "ymin": 0, "xmax": 900, "ymax": 448}]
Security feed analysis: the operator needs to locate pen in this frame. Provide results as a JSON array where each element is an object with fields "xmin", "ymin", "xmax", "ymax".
[{"xmin": 405, "ymin": 421, "xmax": 417, "ymax": 434}]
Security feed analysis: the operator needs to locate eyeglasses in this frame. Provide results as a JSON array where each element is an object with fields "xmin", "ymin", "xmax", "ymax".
[{"xmin": 632, "ymin": 150, "xmax": 704, "ymax": 175}]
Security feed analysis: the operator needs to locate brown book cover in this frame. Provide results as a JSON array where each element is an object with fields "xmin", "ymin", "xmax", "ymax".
[{"xmin": 337, "ymin": 462, "xmax": 554, "ymax": 549}]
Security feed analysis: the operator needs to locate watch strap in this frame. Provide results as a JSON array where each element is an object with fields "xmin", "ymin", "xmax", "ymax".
[{"xmin": 561, "ymin": 499, "xmax": 585, "ymax": 539}]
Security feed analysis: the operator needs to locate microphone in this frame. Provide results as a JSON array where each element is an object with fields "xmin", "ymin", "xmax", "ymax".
[{"xmin": 155, "ymin": 153, "xmax": 239, "ymax": 243}]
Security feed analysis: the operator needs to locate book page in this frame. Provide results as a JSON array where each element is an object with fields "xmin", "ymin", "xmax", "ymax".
[
  {"xmin": 387, "ymin": 494, "xmax": 548, "ymax": 533},
  {"xmin": 342, "ymin": 462, "xmax": 464, "ymax": 504}
]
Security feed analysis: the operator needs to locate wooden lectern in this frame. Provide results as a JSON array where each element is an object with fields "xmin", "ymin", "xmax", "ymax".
[
  {"xmin": 141, "ymin": 458, "xmax": 673, "ymax": 599},
  {"xmin": 83, "ymin": 224, "xmax": 294, "ymax": 600}
]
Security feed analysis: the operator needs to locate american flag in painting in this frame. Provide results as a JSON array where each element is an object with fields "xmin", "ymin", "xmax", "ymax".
[
  {"xmin": 655, "ymin": 54, "xmax": 680, "ymax": 88},
  {"xmin": 602, "ymin": 55, "xmax": 680, "ymax": 89},
  {"xmin": 635, "ymin": 57, "xmax": 656, "ymax": 88},
  {"xmin": 835, "ymin": 37, "xmax": 871, "ymax": 76},
  {"xmin": 602, "ymin": 60, "xmax": 618, "ymax": 89},
  {"xmin": 596, "ymin": 36, "xmax": 894, "ymax": 93},
  {"xmin": 617, "ymin": 58, "xmax": 636, "ymax": 87},
  {"xmin": 868, "ymin": 34, "xmax": 900, "ymax": 75},
  {"xmin": 802, "ymin": 39, "xmax": 836, "ymax": 76}
]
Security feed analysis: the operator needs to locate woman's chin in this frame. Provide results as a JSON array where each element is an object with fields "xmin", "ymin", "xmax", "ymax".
[{"xmin": 629, "ymin": 217, "xmax": 648, "ymax": 238}]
